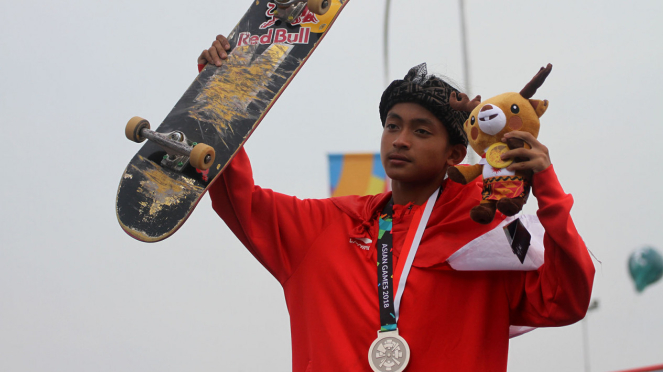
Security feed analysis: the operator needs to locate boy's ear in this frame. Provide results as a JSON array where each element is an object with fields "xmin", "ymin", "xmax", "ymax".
[{"xmin": 447, "ymin": 144, "xmax": 468, "ymax": 166}]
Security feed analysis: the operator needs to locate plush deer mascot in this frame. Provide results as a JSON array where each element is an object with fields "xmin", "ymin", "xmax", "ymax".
[{"xmin": 447, "ymin": 64, "xmax": 552, "ymax": 224}]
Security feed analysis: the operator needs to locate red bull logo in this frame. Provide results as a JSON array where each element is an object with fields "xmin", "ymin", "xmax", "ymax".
[
  {"xmin": 259, "ymin": 2, "xmax": 320, "ymax": 29},
  {"xmin": 237, "ymin": 27, "xmax": 311, "ymax": 47},
  {"xmin": 196, "ymin": 168, "xmax": 210, "ymax": 182}
]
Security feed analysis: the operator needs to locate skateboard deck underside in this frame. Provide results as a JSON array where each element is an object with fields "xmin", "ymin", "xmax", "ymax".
[{"xmin": 116, "ymin": 0, "xmax": 348, "ymax": 242}]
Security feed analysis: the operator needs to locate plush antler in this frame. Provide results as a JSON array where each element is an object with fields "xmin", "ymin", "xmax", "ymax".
[
  {"xmin": 520, "ymin": 63, "xmax": 553, "ymax": 99},
  {"xmin": 450, "ymin": 92, "xmax": 482, "ymax": 112}
]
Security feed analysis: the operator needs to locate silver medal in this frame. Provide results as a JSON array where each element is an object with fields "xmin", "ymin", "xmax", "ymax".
[{"xmin": 368, "ymin": 330, "xmax": 411, "ymax": 372}]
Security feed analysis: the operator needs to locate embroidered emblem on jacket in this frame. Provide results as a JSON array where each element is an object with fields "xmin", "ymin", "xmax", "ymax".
[{"xmin": 350, "ymin": 237, "xmax": 372, "ymax": 251}]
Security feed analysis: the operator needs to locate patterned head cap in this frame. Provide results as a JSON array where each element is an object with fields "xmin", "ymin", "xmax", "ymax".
[{"xmin": 379, "ymin": 63, "xmax": 469, "ymax": 146}]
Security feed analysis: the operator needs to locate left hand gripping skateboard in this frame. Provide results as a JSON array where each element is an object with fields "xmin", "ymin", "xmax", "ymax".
[{"xmin": 116, "ymin": 0, "xmax": 348, "ymax": 242}]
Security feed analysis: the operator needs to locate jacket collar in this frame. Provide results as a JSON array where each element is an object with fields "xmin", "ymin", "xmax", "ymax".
[{"xmin": 330, "ymin": 177, "xmax": 505, "ymax": 269}]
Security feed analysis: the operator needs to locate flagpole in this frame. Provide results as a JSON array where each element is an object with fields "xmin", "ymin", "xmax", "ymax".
[
  {"xmin": 383, "ymin": 0, "xmax": 392, "ymax": 87},
  {"xmin": 582, "ymin": 300, "xmax": 599, "ymax": 372},
  {"xmin": 459, "ymin": 0, "xmax": 470, "ymax": 96},
  {"xmin": 458, "ymin": 0, "xmax": 477, "ymax": 164}
]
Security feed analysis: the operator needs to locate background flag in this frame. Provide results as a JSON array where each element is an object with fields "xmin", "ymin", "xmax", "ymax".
[
  {"xmin": 328, "ymin": 153, "xmax": 391, "ymax": 197},
  {"xmin": 628, "ymin": 246, "xmax": 663, "ymax": 293}
]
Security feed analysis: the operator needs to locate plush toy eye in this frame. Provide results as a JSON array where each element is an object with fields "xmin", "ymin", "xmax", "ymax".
[
  {"xmin": 510, "ymin": 104, "xmax": 520, "ymax": 114},
  {"xmin": 470, "ymin": 116, "xmax": 476, "ymax": 125}
]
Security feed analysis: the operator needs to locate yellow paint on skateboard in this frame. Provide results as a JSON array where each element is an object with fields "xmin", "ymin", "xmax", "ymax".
[
  {"xmin": 189, "ymin": 44, "xmax": 293, "ymax": 146},
  {"xmin": 129, "ymin": 156, "xmax": 203, "ymax": 219}
]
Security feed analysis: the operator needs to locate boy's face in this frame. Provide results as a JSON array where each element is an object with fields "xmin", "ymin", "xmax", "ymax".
[{"xmin": 381, "ymin": 102, "xmax": 466, "ymax": 184}]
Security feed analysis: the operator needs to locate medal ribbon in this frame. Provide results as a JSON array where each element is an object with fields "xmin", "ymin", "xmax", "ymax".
[{"xmin": 377, "ymin": 188, "xmax": 439, "ymax": 332}]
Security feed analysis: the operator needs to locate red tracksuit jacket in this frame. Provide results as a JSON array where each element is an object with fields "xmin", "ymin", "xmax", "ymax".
[{"xmin": 208, "ymin": 147, "xmax": 595, "ymax": 372}]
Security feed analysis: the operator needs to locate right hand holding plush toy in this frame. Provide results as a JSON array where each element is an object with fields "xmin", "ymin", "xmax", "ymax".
[{"xmin": 447, "ymin": 64, "xmax": 552, "ymax": 224}]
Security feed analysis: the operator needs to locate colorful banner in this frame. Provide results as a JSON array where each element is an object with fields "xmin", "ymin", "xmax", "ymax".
[{"xmin": 328, "ymin": 153, "xmax": 391, "ymax": 197}]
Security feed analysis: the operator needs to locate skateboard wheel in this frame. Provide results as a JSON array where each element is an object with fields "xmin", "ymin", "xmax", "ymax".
[
  {"xmin": 190, "ymin": 143, "xmax": 215, "ymax": 170},
  {"xmin": 307, "ymin": 0, "xmax": 330, "ymax": 15},
  {"xmin": 125, "ymin": 117, "xmax": 150, "ymax": 143}
]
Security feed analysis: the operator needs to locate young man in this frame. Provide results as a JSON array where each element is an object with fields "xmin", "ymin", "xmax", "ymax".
[{"xmin": 198, "ymin": 35, "xmax": 595, "ymax": 372}]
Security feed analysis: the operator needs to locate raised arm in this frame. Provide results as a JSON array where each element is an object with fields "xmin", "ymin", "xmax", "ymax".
[
  {"xmin": 208, "ymin": 147, "xmax": 336, "ymax": 285},
  {"xmin": 500, "ymin": 132, "xmax": 595, "ymax": 326}
]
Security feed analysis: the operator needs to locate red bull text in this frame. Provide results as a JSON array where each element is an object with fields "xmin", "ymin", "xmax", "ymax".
[{"xmin": 237, "ymin": 27, "xmax": 311, "ymax": 47}]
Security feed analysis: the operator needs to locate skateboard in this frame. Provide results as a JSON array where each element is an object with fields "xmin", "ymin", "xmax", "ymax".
[{"xmin": 116, "ymin": 0, "xmax": 349, "ymax": 242}]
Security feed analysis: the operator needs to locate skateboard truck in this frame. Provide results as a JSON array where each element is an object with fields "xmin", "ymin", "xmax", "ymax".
[
  {"xmin": 125, "ymin": 116, "xmax": 216, "ymax": 171},
  {"xmin": 273, "ymin": 0, "xmax": 330, "ymax": 23}
]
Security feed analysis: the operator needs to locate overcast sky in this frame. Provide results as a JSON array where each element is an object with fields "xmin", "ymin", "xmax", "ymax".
[{"xmin": 1, "ymin": 0, "xmax": 662, "ymax": 371}]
